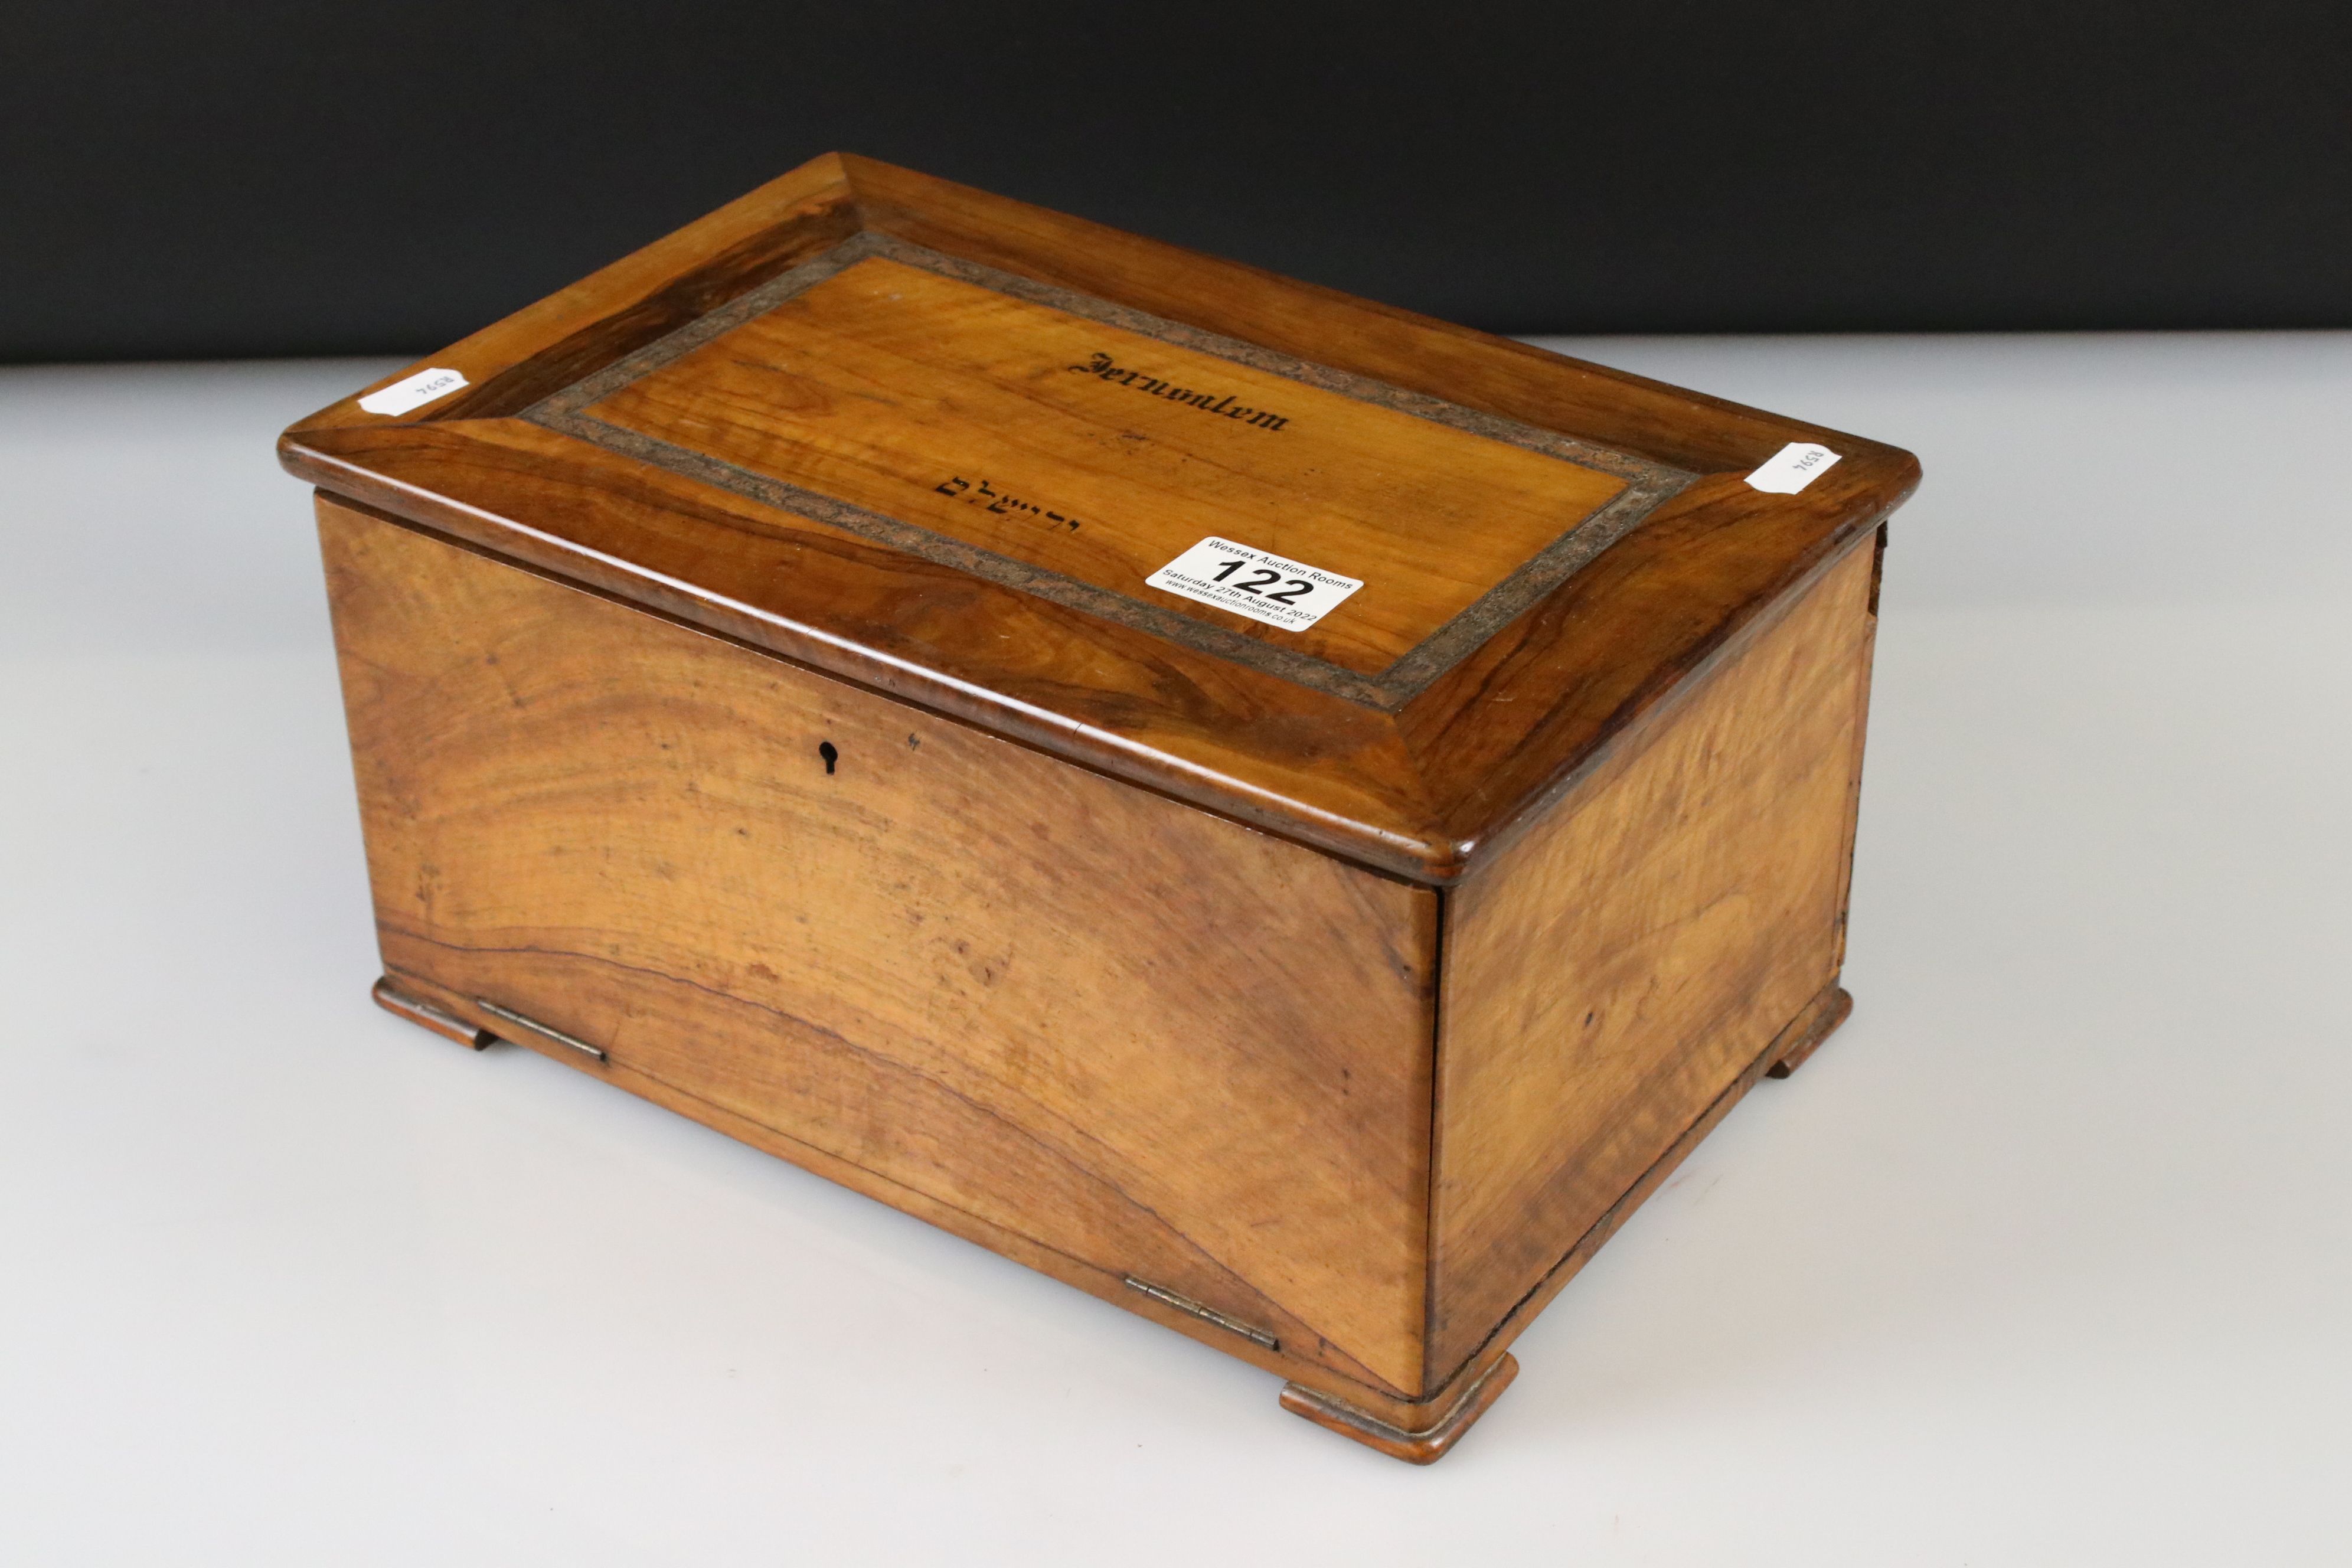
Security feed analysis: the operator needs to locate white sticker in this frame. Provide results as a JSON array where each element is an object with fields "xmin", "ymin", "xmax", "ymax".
[
  {"xmin": 1745, "ymin": 441, "xmax": 1841, "ymax": 494},
  {"xmin": 358, "ymin": 367, "xmax": 468, "ymax": 416},
  {"xmin": 1146, "ymin": 536, "xmax": 1363, "ymax": 632}
]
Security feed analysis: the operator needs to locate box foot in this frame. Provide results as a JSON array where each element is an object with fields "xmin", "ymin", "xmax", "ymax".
[
  {"xmin": 371, "ymin": 976, "xmax": 494, "ymax": 1050},
  {"xmin": 1766, "ymin": 985, "xmax": 1853, "ymax": 1079},
  {"xmin": 1279, "ymin": 1352, "xmax": 1518, "ymax": 1464}
]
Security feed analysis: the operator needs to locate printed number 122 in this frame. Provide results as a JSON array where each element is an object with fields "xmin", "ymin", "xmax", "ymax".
[{"xmin": 1210, "ymin": 558, "xmax": 1314, "ymax": 605}]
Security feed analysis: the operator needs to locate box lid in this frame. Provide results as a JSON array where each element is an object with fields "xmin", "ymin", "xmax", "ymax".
[{"xmin": 281, "ymin": 153, "xmax": 1918, "ymax": 884}]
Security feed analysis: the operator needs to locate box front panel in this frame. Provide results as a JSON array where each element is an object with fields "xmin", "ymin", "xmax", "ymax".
[
  {"xmin": 318, "ymin": 498, "xmax": 1438, "ymax": 1399},
  {"xmin": 1428, "ymin": 538, "xmax": 1880, "ymax": 1381}
]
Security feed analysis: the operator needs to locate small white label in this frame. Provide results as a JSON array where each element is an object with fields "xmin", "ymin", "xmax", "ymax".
[
  {"xmin": 1745, "ymin": 441, "xmax": 1841, "ymax": 494},
  {"xmin": 1146, "ymin": 537, "xmax": 1363, "ymax": 632},
  {"xmin": 358, "ymin": 367, "xmax": 468, "ymax": 416}
]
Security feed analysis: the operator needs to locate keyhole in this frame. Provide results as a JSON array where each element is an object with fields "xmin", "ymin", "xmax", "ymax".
[{"xmin": 818, "ymin": 740, "xmax": 838, "ymax": 775}]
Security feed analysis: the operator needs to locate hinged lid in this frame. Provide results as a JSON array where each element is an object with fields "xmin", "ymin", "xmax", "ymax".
[{"xmin": 281, "ymin": 153, "xmax": 1918, "ymax": 883}]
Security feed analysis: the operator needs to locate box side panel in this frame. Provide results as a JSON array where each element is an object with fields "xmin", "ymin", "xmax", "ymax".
[
  {"xmin": 317, "ymin": 498, "xmax": 1436, "ymax": 1400},
  {"xmin": 1427, "ymin": 538, "xmax": 1880, "ymax": 1382}
]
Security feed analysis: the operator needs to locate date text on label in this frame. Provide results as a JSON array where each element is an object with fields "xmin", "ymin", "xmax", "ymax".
[{"xmin": 1146, "ymin": 537, "xmax": 1363, "ymax": 632}]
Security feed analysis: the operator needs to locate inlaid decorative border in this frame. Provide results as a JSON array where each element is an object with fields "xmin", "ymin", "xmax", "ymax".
[{"xmin": 522, "ymin": 233, "xmax": 1694, "ymax": 711}]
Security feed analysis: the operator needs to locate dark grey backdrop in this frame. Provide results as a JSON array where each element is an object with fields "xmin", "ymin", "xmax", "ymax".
[{"xmin": 6, "ymin": 0, "xmax": 2347, "ymax": 362}]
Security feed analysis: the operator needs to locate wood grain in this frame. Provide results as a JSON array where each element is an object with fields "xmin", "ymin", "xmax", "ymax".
[
  {"xmin": 590, "ymin": 253, "xmax": 1629, "ymax": 677},
  {"xmin": 292, "ymin": 152, "xmax": 1912, "ymax": 1457},
  {"xmin": 383, "ymin": 155, "xmax": 860, "ymax": 430},
  {"xmin": 280, "ymin": 151, "xmax": 1920, "ymax": 884},
  {"xmin": 320, "ymin": 496, "xmax": 1440, "ymax": 1400},
  {"xmin": 1410, "ymin": 975, "xmax": 1857, "ymax": 1406},
  {"xmin": 835, "ymin": 155, "xmax": 1810, "ymax": 478},
  {"xmin": 1426, "ymin": 536, "xmax": 1880, "ymax": 1381}
]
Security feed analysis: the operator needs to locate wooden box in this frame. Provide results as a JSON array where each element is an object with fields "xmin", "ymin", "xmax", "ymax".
[{"xmin": 279, "ymin": 153, "xmax": 1917, "ymax": 1462}]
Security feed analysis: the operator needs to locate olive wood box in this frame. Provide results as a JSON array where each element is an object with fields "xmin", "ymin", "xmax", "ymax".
[{"xmin": 279, "ymin": 153, "xmax": 1917, "ymax": 1464}]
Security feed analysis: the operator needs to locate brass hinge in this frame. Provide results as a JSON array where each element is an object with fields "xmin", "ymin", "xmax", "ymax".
[
  {"xmin": 474, "ymin": 998, "xmax": 608, "ymax": 1063},
  {"xmin": 1123, "ymin": 1276, "xmax": 1279, "ymax": 1351}
]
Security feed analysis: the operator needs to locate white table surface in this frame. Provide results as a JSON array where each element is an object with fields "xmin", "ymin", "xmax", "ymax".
[{"xmin": 4, "ymin": 335, "xmax": 2347, "ymax": 1565}]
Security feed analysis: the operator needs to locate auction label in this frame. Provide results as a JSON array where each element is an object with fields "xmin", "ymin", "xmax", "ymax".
[
  {"xmin": 1146, "ymin": 537, "xmax": 1363, "ymax": 632},
  {"xmin": 358, "ymin": 367, "xmax": 468, "ymax": 416},
  {"xmin": 1744, "ymin": 442, "xmax": 1842, "ymax": 494}
]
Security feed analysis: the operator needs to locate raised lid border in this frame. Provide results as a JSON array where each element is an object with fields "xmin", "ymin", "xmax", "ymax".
[
  {"xmin": 522, "ymin": 231, "xmax": 1694, "ymax": 712},
  {"xmin": 280, "ymin": 152, "xmax": 1923, "ymax": 884}
]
